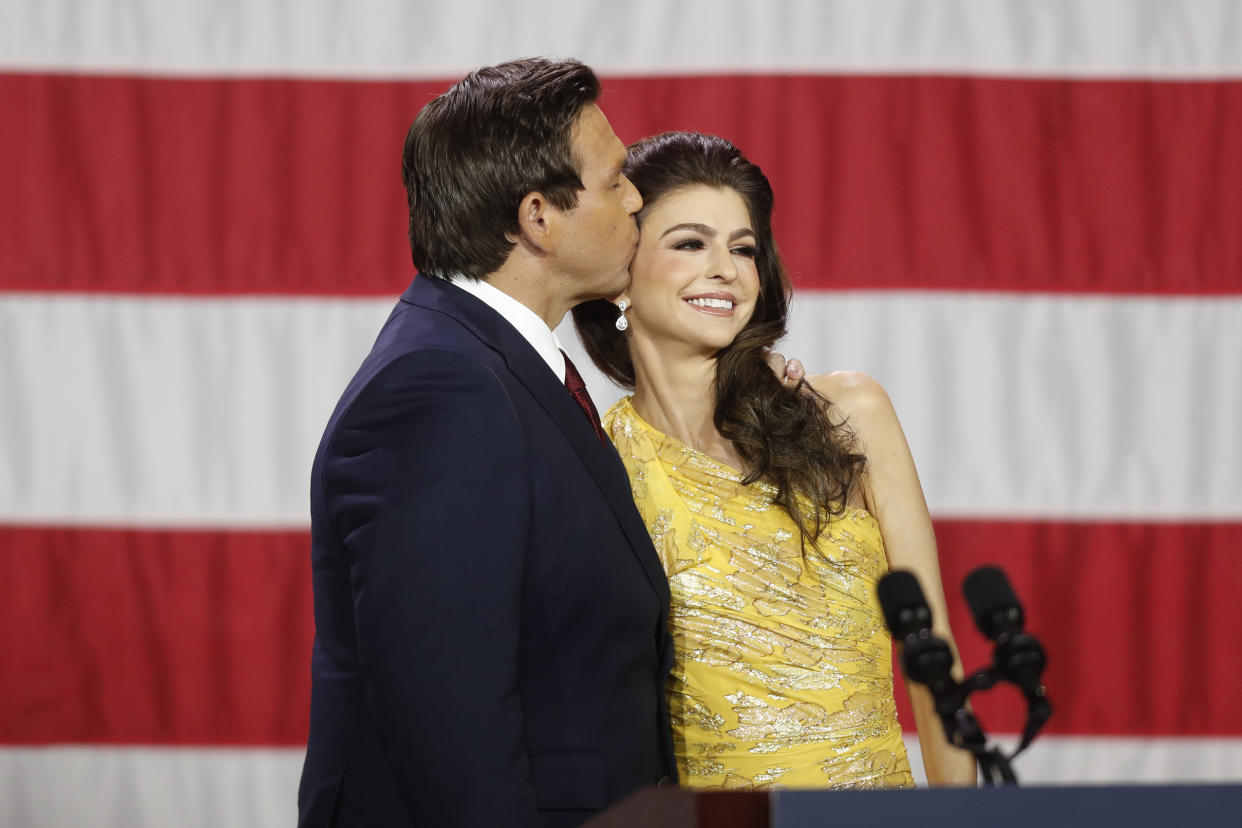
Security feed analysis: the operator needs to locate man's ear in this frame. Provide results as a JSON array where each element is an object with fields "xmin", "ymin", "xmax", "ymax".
[{"xmin": 512, "ymin": 191, "xmax": 559, "ymax": 254}]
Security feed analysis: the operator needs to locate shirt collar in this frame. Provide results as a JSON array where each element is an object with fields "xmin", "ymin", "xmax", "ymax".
[{"xmin": 449, "ymin": 275, "xmax": 566, "ymax": 381}]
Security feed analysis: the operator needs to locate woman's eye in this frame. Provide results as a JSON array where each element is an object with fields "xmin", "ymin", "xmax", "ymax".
[
  {"xmin": 732, "ymin": 245, "xmax": 757, "ymax": 258},
  {"xmin": 673, "ymin": 239, "xmax": 705, "ymax": 251}
]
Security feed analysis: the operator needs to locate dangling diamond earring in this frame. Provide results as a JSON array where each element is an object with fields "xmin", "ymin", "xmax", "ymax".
[{"xmin": 615, "ymin": 300, "xmax": 629, "ymax": 332}]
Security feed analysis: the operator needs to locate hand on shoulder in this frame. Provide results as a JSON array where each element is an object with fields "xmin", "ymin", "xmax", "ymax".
[{"xmin": 764, "ymin": 349, "xmax": 806, "ymax": 387}]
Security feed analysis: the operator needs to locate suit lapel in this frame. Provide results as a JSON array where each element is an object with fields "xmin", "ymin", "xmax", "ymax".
[{"xmin": 402, "ymin": 276, "xmax": 672, "ymax": 607}]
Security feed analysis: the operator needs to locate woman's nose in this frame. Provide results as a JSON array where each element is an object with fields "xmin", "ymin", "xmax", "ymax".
[{"xmin": 710, "ymin": 244, "xmax": 738, "ymax": 282}]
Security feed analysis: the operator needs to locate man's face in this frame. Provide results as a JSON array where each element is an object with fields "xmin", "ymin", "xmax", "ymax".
[{"xmin": 554, "ymin": 104, "xmax": 642, "ymax": 300}]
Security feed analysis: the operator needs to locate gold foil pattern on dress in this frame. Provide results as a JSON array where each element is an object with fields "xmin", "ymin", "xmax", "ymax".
[{"xmin": 604, "ymin": 397, "xmax": 915, "ymax": 790}]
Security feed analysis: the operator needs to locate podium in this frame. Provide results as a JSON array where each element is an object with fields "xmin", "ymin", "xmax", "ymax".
[{"xmin": 585, "ymin": 784, "xmax": 1242, "ymax": 827}]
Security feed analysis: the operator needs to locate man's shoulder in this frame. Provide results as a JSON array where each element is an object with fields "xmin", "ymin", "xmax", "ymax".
[
  {"xmin": 381, "ymin": 292, "xmax": 493, "ymax": 354},
  {"xmin": 346, "ymin": 344, "xmax": 506, "ymax": 418},
  {"xmin": 358, "ymin": 294, "xmax": 507, "ymax": 384},
  {"xmin": 318, "ymin": 312, "xmax": 513, "ymax": 450},
  {"xmin": 312, "ymin": 344, "xmax": 519, "ymax": 485}
]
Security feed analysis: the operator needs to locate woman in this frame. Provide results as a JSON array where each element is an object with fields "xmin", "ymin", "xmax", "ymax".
[{"xmin": 574, "ymin": 132, "xmax": 976, "ymax": 789}]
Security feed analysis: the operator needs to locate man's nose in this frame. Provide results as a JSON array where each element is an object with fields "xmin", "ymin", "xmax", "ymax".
[{"xmin": 622, "ymin": 175, "xmax": 642, "ymax": 214}]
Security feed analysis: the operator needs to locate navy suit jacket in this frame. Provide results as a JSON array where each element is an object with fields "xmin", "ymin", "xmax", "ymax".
[{"xmin": 298, "ymin": 275, "xmax": 676, "ymax": 827}]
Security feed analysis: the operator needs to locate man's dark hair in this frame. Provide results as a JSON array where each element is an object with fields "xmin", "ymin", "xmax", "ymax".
[{"xmin": 402, "ymin": 57, "xmax": 602, "ymax": 280}]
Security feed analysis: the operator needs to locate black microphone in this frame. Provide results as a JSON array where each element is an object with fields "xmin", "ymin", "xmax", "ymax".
[
  {"xmin": 962, "ymin": 566, "xmax": 1048, "ymax": 695},
  {"xmin": 962, "ymin": 565, "xmax": 1024, "ymax": 638},
  {"xmin": 880, "ymin": 569, "xmax": 1019, "ymax": 783},
  {"xmin": 962, "ymin": 565, "xmax": 1052, "ymax": 751},
  {"xmin": 877, "ymin": 570, "xmax": 957, "ymax": 699}
]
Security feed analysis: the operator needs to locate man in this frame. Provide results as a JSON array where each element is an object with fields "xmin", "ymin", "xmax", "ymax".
[{"xmin": 297, "ymin": 58, "xmax": 675, "ymax": 827}]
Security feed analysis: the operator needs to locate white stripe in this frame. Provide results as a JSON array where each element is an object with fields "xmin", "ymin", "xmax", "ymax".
[
  {"xmin": 901, "ymin": 735, "xmax": 1242, "ymax": 786},
  {"xmin": 0, "ymin": 747, "xmax": 303, "ymax": 828},
  {"xmin": 0, "ymin": 294, "xmax": 392, "ymax": 528},
  {"xmin": 4, "ymin": 1, "xmax": 1242, "ymax": 79},
  {"xmin": 779, "ymin": 291, "xmax": 1242, "ymax": 521},
  {"xmin": 2, "ymin": 292, "xmax": 1239, "ymax": 526},
  {"xmin": 1, "ymin": 739, "xmax": 1239, "ymax": 828}
]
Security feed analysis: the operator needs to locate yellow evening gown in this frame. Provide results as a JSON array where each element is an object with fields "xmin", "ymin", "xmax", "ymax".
[{"xmin": 604, "ymin": 397, "xmax": 915, "ymax": 790}]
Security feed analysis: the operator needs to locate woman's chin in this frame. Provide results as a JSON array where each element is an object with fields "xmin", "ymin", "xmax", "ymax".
[{"xmin": 630, "ymin": 321, "xmax": 741, "ymax": 358}]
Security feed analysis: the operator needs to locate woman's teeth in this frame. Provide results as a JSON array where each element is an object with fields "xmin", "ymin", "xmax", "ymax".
[{"xmin": 687, "ymin": 297, "xmax": 733, "ymax": 309}]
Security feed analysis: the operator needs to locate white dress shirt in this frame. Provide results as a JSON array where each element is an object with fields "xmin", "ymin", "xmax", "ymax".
[{"xmin": 449, "ymin": 275, "xmax": 566, "ymax": 381}]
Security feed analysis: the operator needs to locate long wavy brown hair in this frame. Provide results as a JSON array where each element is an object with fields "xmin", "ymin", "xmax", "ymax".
[{"xmin": 573, "ymin": 131, "xmax": 866, "ymax": 543}]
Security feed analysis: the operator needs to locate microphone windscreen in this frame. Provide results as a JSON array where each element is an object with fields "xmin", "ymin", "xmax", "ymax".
[
  {"xmin": 962, "ymin": 565, "xmax": 1023, "ymax": 639},
  {"xmin": 877, "ymin": 570, "xmax": 930, "ymax": 638}
]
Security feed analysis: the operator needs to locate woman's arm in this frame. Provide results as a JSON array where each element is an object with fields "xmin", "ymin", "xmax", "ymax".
[{"xmin": 809, "ymin": 371, "xmax": 977, "ymax": 786}]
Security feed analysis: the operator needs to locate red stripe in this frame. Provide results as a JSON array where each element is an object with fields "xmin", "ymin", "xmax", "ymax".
[
  {"xmin": 3, "ymin": 73, "xmax": 1241, "ymax": 296},
  {"xmin": 0, "ymin": 526, "xmax": 313, "ymax": 746},
  {"xmin": 894, "ymin": 520, "xmax": 1242, "ymax": 739},
  {"xmin": 3, "ymin": 521, "xmax": 1240, "ymax": 745}
]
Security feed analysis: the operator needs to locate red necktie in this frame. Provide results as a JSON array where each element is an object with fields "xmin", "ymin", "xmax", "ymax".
[{"xmin": 562, "ymin": 351, "xmax": 608, "ymax": 443}]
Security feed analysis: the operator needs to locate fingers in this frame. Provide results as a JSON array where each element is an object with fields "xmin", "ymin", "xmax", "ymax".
[
  {"xmin": 764, "ymin": 350, "xmax": 806, "ymax": 388},
  {"xmin": 763, "ymin": 349, "xmax": 787, "ymax": 380},
  {"xmin": 783, "ymin": 358, "xmax": 805, "ymax": 387}
]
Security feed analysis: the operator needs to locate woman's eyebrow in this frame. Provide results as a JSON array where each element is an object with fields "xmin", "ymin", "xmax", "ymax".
[{"xmin": 660, "ymin": 222, "xmax": 715, "ymax": 239}]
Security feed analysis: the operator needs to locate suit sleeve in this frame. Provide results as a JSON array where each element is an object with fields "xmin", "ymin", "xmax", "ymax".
[{"xmin": 321, "ymin": 348, "xmax": 538, "ymax": 825}]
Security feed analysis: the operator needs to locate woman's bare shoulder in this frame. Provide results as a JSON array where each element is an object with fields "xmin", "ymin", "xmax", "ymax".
[{"xmin": 805, "ymin": 370, "xmax": 895, "ymax": 424}]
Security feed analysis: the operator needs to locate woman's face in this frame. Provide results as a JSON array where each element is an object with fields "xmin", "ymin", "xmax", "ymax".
[{"xmin": 622, "ymin": 185, "xmax": 761, "ymax": 355}]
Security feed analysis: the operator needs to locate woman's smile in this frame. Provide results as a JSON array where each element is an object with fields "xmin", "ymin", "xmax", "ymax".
[{"xmin": 683, "ymin": 292, "xmax": 738, "ymax": 316}]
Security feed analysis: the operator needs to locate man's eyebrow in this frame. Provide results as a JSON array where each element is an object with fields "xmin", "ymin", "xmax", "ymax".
[{"xmin": 660, "ymin": 222, "xmax": 716, "ymax": 238}]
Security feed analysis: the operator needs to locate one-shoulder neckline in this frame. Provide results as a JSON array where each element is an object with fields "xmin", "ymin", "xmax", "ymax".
[{"xmin": 614, "ymin": 396, "xmax": 880, "ymax": 529}]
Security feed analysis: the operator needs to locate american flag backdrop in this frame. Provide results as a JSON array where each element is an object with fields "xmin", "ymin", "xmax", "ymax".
[{"xmin": 2, "ymin": 1, "xmax": 1241, "ymax": 825}]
